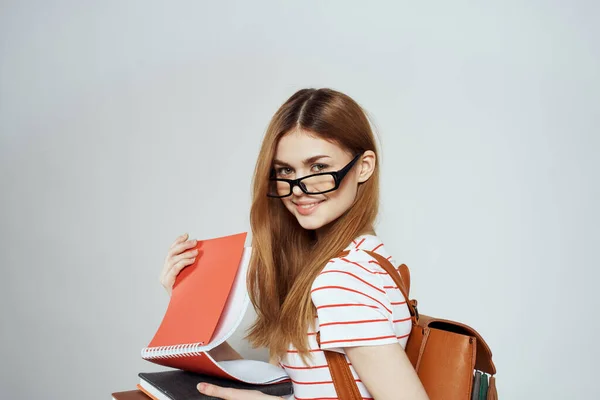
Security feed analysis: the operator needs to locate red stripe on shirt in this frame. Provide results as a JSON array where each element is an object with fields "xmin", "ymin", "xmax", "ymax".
[
  {"xmin": 291, "ymin": 378, "xmax": 363, "ymax": 385},
  {"xmin": 316, "ymin": 303, "xmax": 380, "ymax": 310},
  {"xmin": 311, "ymin": 286, "xmax": 392, "ymax": 314},
  {"xmin": 320, "ymin": 335, "xmax": 397, "ymax": 345},
  {"xmin": 371, "ymin": 243, "xmax": 383, "ymax": 252},
  {"xmin": 354, "ymin": 238, "xmax": 366, "ymax": 248},
  {"xmin": 319, "ymin": 318, "xmax": 390, "ymax": 327},
  {"xmin": 341, "ymin": 258, "xmax": 377, "ymax": 274},
  {"xmin": 319, "ymin": 270, "xmax": 386, "ymax": 294}
]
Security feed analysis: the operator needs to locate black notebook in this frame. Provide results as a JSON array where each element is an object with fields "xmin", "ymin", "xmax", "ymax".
[{"xmin": 138, "ymin": 370, "xmax": 293, "ymax": 400}]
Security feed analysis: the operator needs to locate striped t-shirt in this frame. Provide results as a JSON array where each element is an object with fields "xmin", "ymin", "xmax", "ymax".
[{"xmin": 280, "ymin": 234, "xmax": 412, "ymax": 400}]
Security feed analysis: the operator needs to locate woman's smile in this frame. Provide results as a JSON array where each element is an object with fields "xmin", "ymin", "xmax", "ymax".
[{"xmin": 293, "ymin": 199, "xmax": 325, "ymax": 215}]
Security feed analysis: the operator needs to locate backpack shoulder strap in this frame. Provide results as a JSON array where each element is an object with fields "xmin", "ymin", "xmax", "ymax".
[
  {"xmin": 339, "ymin": 249, "xmax": 418, "ymax": 323},
  {"xmin": 399, "ymin": 263, "xmax": 411, "ymax": 295}
]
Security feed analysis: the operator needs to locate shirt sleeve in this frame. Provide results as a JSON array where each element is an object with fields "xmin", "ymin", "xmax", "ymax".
[{"xmin": 311, "ymin": 257, "xmax": 398, "ymax": 353}]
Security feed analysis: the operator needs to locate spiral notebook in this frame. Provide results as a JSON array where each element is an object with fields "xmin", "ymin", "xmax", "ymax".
[{"xmin": 141, "ymin": 232, "xmax": 289, "ymax": 385}]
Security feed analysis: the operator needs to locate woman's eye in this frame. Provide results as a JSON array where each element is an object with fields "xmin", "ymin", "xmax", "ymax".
[
  {"xmin": 312, "ymin": 163, "xmax": 328, "ymax": 172},
  {"xmin": 276, "ymin": 167, "xmax": 292, "ymax": 176}
]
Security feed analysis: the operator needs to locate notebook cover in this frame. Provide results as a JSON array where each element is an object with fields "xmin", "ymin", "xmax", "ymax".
[
  {"xmin": 112, "ymin": 390, "xmax": 151, "ymax": 400},
  {"xmin": 471, "ymin": 371, "xmax": 481, "ymax": 400},
  {"xmin": 138, "ymin": 370, "xmax": 294, "ymax": 400},
  {"xmin": 148, "ymin": 232, "xmax": 247, "ymax": 348}
]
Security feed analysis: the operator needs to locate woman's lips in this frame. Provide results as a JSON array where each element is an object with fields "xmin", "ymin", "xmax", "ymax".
[{"xmin": 294, "ymin": 200, "xmax": 324, "ymax": 216}]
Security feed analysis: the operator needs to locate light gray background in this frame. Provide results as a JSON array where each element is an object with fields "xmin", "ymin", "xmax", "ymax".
[{"xmin": 1, "ymin": 1, "xmax": 598, "ymax": 399}]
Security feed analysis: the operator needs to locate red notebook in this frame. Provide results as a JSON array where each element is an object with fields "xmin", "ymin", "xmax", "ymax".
[{"xmin": 141, "ymin": 232, "xmax": 288, "ymax": 385}]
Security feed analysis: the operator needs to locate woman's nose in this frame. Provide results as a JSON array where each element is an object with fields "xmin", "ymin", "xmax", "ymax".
[{"xmin": 292, "ymin": 184, "xmax": 304, "ymax": 196}]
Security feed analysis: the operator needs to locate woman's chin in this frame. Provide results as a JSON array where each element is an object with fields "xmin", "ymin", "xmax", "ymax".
[{"xmin": 296, "ymin": 215, "xmax": 325, "ymax": 231}]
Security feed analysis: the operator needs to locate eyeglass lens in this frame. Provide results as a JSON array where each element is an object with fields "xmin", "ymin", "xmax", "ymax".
[{"xmin": 268, "ymin": 174, "xmax": 336, "ymax": 197}]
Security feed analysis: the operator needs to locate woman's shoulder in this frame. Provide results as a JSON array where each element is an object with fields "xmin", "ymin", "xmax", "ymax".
[
  {"xmin": 312, "ymin": 234, "xmax": 395, "ymax": 291},
  {"xmin": 332, "ymin": 234, "xmax": 394, "ymax": 268}
]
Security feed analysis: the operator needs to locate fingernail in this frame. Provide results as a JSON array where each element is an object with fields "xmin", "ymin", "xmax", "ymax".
[{"xmin": 197, "ymin": 383, "xmax": 206, "ymax": 391}]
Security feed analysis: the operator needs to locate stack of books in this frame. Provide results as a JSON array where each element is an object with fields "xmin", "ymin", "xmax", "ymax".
[
  {"xmin": 112, "ymin": 370, "xmax": 293, "ymax": 400},
  {"xmin": 111, "ymin": 233, "xmax": 293, "ymax": 400}
]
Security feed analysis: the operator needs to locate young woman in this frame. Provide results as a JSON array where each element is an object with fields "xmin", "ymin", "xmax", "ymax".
[{"xmin": 159, "ymin": 88, "xmax": 429, "ymax": 400}]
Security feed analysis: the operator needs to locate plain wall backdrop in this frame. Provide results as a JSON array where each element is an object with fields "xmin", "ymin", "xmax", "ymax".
[{"xmin": 1, "ymin": 1, "xmax": 598, "ymax": 399}]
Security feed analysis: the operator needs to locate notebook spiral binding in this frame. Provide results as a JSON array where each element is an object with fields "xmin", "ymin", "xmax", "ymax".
[{"xmin": 141, "ymin": 341, "xmax": 207, "ymax": 359}]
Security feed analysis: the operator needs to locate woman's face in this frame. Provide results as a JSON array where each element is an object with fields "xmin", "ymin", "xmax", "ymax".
[{"xmin": 272, "ymin": 129, "xmax": 375, "ymax": 232}]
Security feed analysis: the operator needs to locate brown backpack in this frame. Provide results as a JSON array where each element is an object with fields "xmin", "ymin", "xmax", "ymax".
[{"xmin": 318, "ymin": 250, "xmax": 498, "ymax": 399}]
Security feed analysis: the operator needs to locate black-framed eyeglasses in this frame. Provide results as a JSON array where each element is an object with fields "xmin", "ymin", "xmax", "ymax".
[{"xmin": 267, "ymin": 153, "xmax": 362, "ymax": 198}]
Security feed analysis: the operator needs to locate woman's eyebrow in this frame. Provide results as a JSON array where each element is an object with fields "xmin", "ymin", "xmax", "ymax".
[{"xmin": 273, "ymin": 155, "xmax": 331, "ymax": 166}]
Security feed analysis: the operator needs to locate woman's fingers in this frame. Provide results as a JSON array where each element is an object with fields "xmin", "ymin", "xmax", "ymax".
[
  {"xmin": 171, "ymin": 248, "xmax": 199, "ymax": 265},
  {"xmin": 168, "ymin": 238, "xmax": 197, "ymax": 258},
  {"xmin": 165, "ymin": 248, "xmax": 198, "ymax": 276},
  {"xmin": 196, "ymin": 383, "xmax": 266, "ymax": 399},
  {"xmin": 160, "ymin": 253, "xmax": 196, "ymax": 285},
  {"xmin": 160, "ymin": 233, "xmax": 199, "ymax": 295},
  {"xmin": 169, "ymin": 254, "xmax": 197, "ymax": 277},
  {"xmin": 169, "ymin": 233, "xmax": 188, "ymax": 249},
  {"xmin": 197, "ymin": 383, "xmax": 228, "ymax": 398}
]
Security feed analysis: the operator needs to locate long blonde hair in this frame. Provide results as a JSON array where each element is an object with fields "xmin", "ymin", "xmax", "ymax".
[{"xmin": 246, "ymin": 88, "xmax": 380, "ymax": 363}]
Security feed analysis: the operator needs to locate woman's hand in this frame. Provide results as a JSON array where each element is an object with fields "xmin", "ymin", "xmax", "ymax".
[
  {"xmin": 159, "ymin": 232, "xmax": 199, "ymax": 296},
  {"xmin": 197, "ymin": 383, "xmax": 285, "ymax": 399}
]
